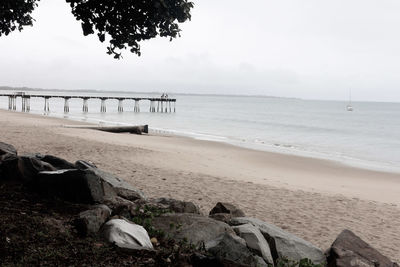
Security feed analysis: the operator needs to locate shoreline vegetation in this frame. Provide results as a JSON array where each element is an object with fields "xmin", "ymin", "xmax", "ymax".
[{"xmin": 0, "ymin": 109, "xmax": 400, "ymax": 262}]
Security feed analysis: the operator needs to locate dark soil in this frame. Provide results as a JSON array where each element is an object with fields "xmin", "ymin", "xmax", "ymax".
[{"xmin": 0, "ymin": 181, "xmax": 202, "ymax": 266}]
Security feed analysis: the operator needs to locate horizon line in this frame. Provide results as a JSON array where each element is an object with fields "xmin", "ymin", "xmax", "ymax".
[{"xmin": 0, "ymin": 85, "xmax": 399, "ymax": 104}]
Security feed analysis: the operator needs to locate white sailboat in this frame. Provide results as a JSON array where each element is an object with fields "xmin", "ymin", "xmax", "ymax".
[{"xmin": 346, "ymin": 89, "xmax": 353, "ymax": 111}]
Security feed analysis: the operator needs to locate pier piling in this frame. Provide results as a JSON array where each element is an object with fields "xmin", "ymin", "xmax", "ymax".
[
  {"xmin": 26, "ymin": 97, "xmax": 30, "ymax": 112},
  {"xmin": 8, "ymin": 96, "xmax": 12, "ymax": 110},
  {"xmin": 149, "ymin": 100, "xmax": 156, "ymax": 112},
  {"xmin": 21, "ymin": 96, "xmax": 31, "ymax": 112},
  {"xmin": 82, "ymin": 98, "xmax": 89, "ymax": 113},
  {"xmin": 21, "ymin": 96, "xmax": 27, "ymax": 112},
  {"xmin": 100, "ymin": 98, "xmax": 107, "ymax": 113},
  {"xmin": 21, "ymin": 97, "xmax": 25, "ymax": 112},
  {"xmin": 118, "ymin": 99, "xmax": 124, "ymax": 112},
  {"xmin": 9, "ymin": 96, "xmax": 17, "ymax": 111},
  {"xmin": 44, "ymin": 97, "xmax": 50, "ymax": 112},
  {"xmin": 134, "ymin": 100, "xmax": 140, "ymax": 112},
  {"xmin": 63, "ymin": 98, "xmax": 70, "ymax": 113}
]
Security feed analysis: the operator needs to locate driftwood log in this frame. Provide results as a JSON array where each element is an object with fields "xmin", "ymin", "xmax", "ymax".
[
  {"xmin": 95, "ymin": 125, "xmax": 148, "ymax": 134},
  {"xmin": 64, "ymin": 125, "xmax": 148, "ymax": 135}
]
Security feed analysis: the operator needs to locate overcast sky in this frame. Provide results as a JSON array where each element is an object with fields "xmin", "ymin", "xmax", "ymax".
[{"xmin": 1, "ymin": 0, "xmax": 400, "ymax": 102}]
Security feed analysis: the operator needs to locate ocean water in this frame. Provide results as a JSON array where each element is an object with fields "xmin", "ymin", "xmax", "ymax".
[{"xmin": 1, "ymin": 90, "xmax": 399, "ymax": 173}]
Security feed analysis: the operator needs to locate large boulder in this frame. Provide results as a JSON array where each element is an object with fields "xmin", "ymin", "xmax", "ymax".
[
  {"xmin": 230, "ymin": 217, "xmax": 326, "ymax": 265},
  {"xmin": 74, "ymin": 204, "xmax": 111, "ymax": 236},
  {"xmin": 101, "ymin": 219, "xmax": 153, "ymax": 250},
  {"xmin": 233, "ymin": 223, "xmax": 274, "ymax": 266},
  {"xmin": 210, "ymin": 202, "xmax": 246, "ymax": 217},
  {"xmin": 76, "ymin": 161, "xmax": 146, "ymax": 201},
  {"xmin": 115, "ymin": 187, "xmax": 146, "ymax": 202},
  {"xmin": 0, "ymin": 143, "xmax": 19, "ymax": 180},
  {"xmin": 75, "ymin": 160, "xmax": 97, "ymax": 169},
  {"xmin": 209, "ymin": 213, "xmax": 233, "ymax": 224},
  {"xmin": 0, "ymin": 153, "xmax": 19, "ymax": 180},
  {"xmin": 18, "ymin": 155, "xmax": 56, "ymax": 182},
  {"xmin": 205, "ymin": 233, "xmax": 268, "ymax": 267},
  {"xmin": 35, "ymin": 164, "xmax": 146, "ymax": 204},
  {"xmin": 36, "ymin": 169, "xmax": 107, "ymax": 204},
  {"xmin": 38, "ymin": 155, "xmax": 76, "ymax": 170},
  {"xmin": 0, "ymin": 142, "xmax": 17, "ymax": 156},
  {"xmin": 327, "ymin": 229, "xmax": 399, "ymax": 267},
  {"xmin": 1, "ymin": 152, "xmax": 67, "ymax": 182},
  {"xmin": 152, "ymin": 213, "xmax": 234, "ymax": 246}
]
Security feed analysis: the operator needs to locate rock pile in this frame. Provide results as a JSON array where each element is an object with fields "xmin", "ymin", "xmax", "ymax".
[{"xmin": 1, "ymin": 141, "xmax": 398, "ymax": 267}]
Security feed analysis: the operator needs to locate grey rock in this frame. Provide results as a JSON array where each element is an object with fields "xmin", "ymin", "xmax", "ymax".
[
  {"xmin": 36, "ymin": 165, "xmax": 144, "ymax": 205},
  {"xmin": 75, "ymin": 204, "xmax": 111, "ymax": 236},
  {"xmin": 75, "ymin": 160, "xmax": 97, "ymax": 170},
  {"xmin": 102, "ymin": 219, "xmax": 153, "ymax": 250},
  {"xmin": 18, "ymin": 155, "xmax": 56, "ymax": 182},
  {"xmin": 103, "ymin": 196, "xmax": 139, "ymax": 218},
  {"xmin": 0, "ymin": 142, "xmax": 17, "ymax": 156},
  {"xmin": 255, "ymin": 256, "xmax": 270, "ymax": 267},
  {"xmin": 209, "ymin": 213, "xmax": 233, "ymax": 224},
  {"xmin": 38, "ymin": 155, "xmax": 76, "ymax": 170},
  {"xmin": 233, "ymin": 223, "xmax": 274, "ymax": 266},
  {"xmin": 75, "ymin": 161, "xmax": 146, "ymax": 201},
  {"xmin": 115, "ymin": 187, "xmax": 146, "ymax": 202},
  {"xmin": 153, "ymin": 198, "xmax": 200, "ymax": 214},
  {"xmin": 327, "ymin": 229, "xmax": 399, "ymax": 267},
  {"xmin": 36, "ymin": 169, "xmax": 105, "ymax": 204},
  {"xmin": 230, "ymin": 217, "xmax": 326, "ymax": 265},
  {"xmin": 103, "ymin": 196, "xmax": 136, "ymax": 210},
  {"xmin": 205, "ymin": 233, "xmax": 268, "ymax": 267},
  {"xmin": 210, "ymin": 202, "xmax": 246, "ymax": 217},
  {"xmin": 0, "ymin": 153, "xmax": 19, "ymax": 180},
  {"xmin": 1, "ymin": 153, "xmax": 56, "ymax": 182},
  {"xmin": 152, "ymin": 213, "xmax": 234, "ymax": 246}
]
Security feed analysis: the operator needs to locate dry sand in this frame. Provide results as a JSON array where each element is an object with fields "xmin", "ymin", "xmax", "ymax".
[{"xmin": 1, "ymin": 109, "xmax": 399, "ymax": 261}]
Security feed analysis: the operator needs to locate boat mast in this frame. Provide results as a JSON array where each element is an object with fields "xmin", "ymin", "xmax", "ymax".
[{"xmin": 349, "ymin": 89, "xmax": 352, "ymax": 105}]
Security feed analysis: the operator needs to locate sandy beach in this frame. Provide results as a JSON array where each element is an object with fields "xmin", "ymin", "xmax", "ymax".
[{"xmin": 1, "ymin": 109, "xmax": 399, "ymax": 261}]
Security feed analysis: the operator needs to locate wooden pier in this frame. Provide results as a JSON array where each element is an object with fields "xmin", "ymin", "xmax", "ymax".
[{"xmin": 0, "ymin": 92, "xmax": 176, "ymax": 113}]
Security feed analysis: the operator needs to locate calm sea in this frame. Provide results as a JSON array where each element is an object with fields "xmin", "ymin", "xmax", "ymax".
[{"xmin": 1, "ymin": 90, "xmax": 399, "ymax": 173}]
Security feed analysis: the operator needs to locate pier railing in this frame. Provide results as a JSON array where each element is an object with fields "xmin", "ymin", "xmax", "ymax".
[{"xmin": 0, "ymin": 93, "xmax": 176, "ymax": 113}]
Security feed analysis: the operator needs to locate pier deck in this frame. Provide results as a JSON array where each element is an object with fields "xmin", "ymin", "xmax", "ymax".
[{"xmin": 0, "ymin": 93, "xmax": 176, "ymax": 113}]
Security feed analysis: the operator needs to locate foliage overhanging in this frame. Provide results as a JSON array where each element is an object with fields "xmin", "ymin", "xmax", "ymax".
[{"xmin": 0, "ymin": 0, "xmax": 194, "ymax": 59}]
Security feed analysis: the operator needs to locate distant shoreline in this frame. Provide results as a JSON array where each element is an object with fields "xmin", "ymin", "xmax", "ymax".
[
  {"xmin": 0, "ymin": 85, "xmax": 297, "ymax": 100},
  {"xmin": 2, "ymin": 85, "xmax": 400, "ymax": 103}
]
